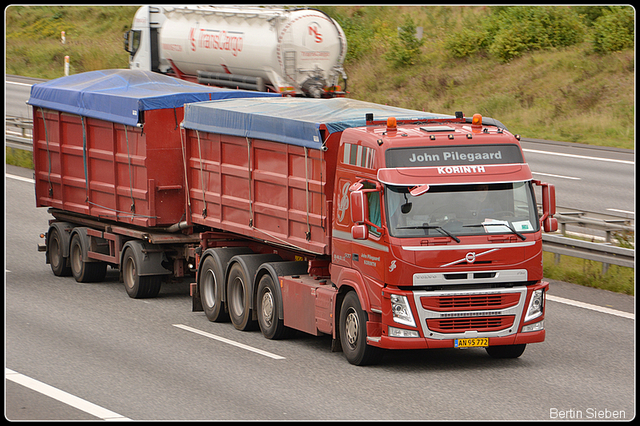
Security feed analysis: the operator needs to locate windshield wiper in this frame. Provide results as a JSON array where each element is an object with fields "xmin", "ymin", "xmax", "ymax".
[
  {"xmin": 463, "ymin": 222, "xmax": 527, "ymax": 241},
  {"xmin": 396, "ymin": 225, "xmax": 461, "ymax": 243}
]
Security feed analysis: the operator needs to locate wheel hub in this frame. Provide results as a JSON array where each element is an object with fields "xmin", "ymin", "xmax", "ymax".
[
  {"xmin": 345, "ymin": 309, "xmax": 359, "ymax": 347},
  {"xmin": 261, "ymin": 290, "xmax": 274, "ymax": 327}
]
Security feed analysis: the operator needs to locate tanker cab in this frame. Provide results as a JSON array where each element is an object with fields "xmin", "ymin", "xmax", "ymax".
[{"xmin": 125, "ymin": 6, "xmax": 164, "ymax": 72}]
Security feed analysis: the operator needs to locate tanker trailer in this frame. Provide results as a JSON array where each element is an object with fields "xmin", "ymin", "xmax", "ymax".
[{"xmin": 124, "ymin": 5, "xmax": 348, "ymax": 98}]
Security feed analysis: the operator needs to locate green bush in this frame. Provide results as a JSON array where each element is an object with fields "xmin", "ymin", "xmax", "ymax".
[
  {"xmin": 331, "ymin": 13, "xmax": 377, "ymax": 63},
  {"xmin": 445, "ymin": 27, "xmax": 488, "ymax": 58},
  {"xmin": 384, "ymin": 15, "xmax": 425, "ymax": 67},
  {"xmin": 591, "ymin": 6, "xmax": 634, "ymax": 53},
  {"xmin": 487, "ymin": 6, "xmax": 585, "ymax": 61},
  {"xmin": 444, "ymin": 6, "xmax": 587, "ymax": 62}
]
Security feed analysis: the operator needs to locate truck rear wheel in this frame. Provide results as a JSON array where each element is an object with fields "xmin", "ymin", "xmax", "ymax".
[
  {"xmin": 485, "ymin": 344, "xmax": 526, "ymax": 359},
  {"xmin": 122, "ymin": 248, "xmax": 161, "ymax": 299},
  {"xmin": 226, "ymin": 263, "xmax": 256, "ymax": 331},
  {"xmin": 339, "ymin": 291, "xmax": 383, "ymax": 366},
  {"xmin": 48, "ymin": 227, "xmax": 71, "ymax": 276},
  {"xmin": 257, "ymin": 274, "xmax": 294, "ymax": 340},
  {"xmin": 200, "ymin": 256, "xmax": 229, "ymax": 322},
  {"xmin": 70, "ymin": 233, "xmax": 107, "ymax": 283}
]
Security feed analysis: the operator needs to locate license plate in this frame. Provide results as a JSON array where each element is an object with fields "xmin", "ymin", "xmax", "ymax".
[{"xmin": 455, "ymin": 338, "xmax": 489, "ymax": 348}]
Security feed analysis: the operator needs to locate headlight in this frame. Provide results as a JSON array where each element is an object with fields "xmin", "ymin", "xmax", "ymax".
[
  {"xmin": 390, "ymin": 294, "xmax": 416, "ymax": 327},
  {"xmin": 524, "ymin": 289, "xmax": 544, "ymax": 322},
  {"xmin": 522, "ymin": 320, "xmax": 544, "ymax": 333},
  {"xmin": 388, "ymin": 326, "xmax": 420, "ymax": 338}
]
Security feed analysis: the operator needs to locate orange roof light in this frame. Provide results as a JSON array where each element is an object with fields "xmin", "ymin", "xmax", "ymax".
[
  {"xmin": 472, "ymin": 113, "xmax": 482, "ymax": 126},
  {"xmin": 387, "ymin": 117, "xmax": 397, "ymax": 131}
]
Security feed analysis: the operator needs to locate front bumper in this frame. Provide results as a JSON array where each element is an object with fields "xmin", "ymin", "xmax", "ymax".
[{"xmin": 369, "ymin": 282, "xmax": 548, "ymax": 350}]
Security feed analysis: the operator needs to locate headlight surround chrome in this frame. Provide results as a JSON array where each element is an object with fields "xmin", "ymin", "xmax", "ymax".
[
  {"xmin": 524, "ymin": 288, "xmax": 544, "ymax": 322},
  {"xmin": 390, "ymin": 294, "xmax": 416, "ymax": 327}
]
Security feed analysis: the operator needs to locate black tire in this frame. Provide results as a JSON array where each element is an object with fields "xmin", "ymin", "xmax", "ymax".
[
  {"xmin": 485, "ymin": 344, "xmax": 527, "ymax": 359},
  {"xmin": 122, "ymin": 248, "xmax": 161, "ymax": 299},
  {"xmin": 48, "ymin": 227, "xmax": 71, "ymax": 276},
  {"xmin": 339, "ymin": 291, "xmax": 383, "ymax": 366},
  {"xmin": 69, "ymin": 233, "xmax": 107, "ymax": 283},
  {"xmin": 257, "ymin": 274, "xmax": 295, "ymax": 340},
  {"xmin": 200, "ymin": 255, "xmax": 229, "ymax": 322},
  {"xmin": 226, "ymin": 262, "xmax": 257, "ymax": 331}
]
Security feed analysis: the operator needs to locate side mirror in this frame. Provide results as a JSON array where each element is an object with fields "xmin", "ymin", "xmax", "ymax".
[
  {"xmin": 542, "ymin": 183, "xmax": 556, "ymax": 216},
  {"xmin": 544, "ymin": 217, "xmax": 558, "ymax": 233},
  {"xmin": 350, "ymin": 190, "xmax": 368, "ymax": 224},
  {"xmin": 351, "ymin": 224, "xmax": 369, "ymax": 240},
  {"xmin": 123, "ymin": 30, "xmax": 132, "ymax": 53},
  {"xmin": 540, "ymin": 182, "xmax": 557, "ymax": 232}
]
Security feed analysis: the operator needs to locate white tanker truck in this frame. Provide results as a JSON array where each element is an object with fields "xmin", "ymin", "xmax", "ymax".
[{"xmin": 124, "ymin": 5, "xmax": 348, "ymax": 97}]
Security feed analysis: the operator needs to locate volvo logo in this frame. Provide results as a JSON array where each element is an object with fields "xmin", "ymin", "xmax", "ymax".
[{"xmin": 465, "ymin": 252, "xmax": 476, "ymax": 263}]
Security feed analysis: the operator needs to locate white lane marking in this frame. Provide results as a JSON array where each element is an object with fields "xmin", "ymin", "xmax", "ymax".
[
  {"xmin": 6, "ymin": 81, "xmax": 34, "ymax": 87},
  {"xmin": 606, "ymin": 208, "xmax": 634, "ymax": 216},
  {"xmin": 5, "ymin": 368, "xmax": 131, "ymax": 421},
  {"xmin": 173, "ymin": 324, "xmax": 285, "ymax": 360},
  {"xmin": 532, "ymin": 171, "xmax": 581, "ymax": 180},
  {"xmin": 6, "ymin": 174, "xmax": 35, "ymax": 184},
  {"xmin": 523, "ymin": 148, "xmax": 634, "ymax": 165},
  {"xmin": 547, "ymin": 295, "xmax": 634, "ymax": 320}
]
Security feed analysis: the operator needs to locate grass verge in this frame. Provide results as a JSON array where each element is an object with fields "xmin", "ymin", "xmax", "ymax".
[{"xmin": 543, "ymin": 252, "xmax": 634, "ymax": 296}]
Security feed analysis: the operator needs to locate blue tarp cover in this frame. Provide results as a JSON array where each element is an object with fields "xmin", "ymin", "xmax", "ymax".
[
  {"xmin": 182, "ymin": 97, "xmax": 454, "ymax": 150},
  {"xmin": 27, "ymin": 69, "xmax": 279, "ymax": 127}
]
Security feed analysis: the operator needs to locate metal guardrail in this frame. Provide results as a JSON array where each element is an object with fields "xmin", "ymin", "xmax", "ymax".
[
  {"xmin": 554, "ymin": 212, "xmax": 633, "ymax": 243},
  {"xmin": 6, "ymin": 116, "xmax": 33, "ymax": 151},
  {"xmin": 5, "ymin": 116, "xmax": 636, "ymax": 271},
  {"xmin": 542, "ymin": 233, "xmax": 635, "ymax": 274}
]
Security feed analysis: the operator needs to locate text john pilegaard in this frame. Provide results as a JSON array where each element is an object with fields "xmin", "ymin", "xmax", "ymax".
[{"xmin": 549, "ymin": 407, "xmax": 627, "ymax": 420}]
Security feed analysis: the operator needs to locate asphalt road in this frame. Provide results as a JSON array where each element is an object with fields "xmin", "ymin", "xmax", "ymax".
[
  {"xmin": 519, "ymin": 138, "xmax": 635, "ymax": 219},
  {"xmin": 4, "ymin": 165, "xmax": 635, "ymax": 421}
]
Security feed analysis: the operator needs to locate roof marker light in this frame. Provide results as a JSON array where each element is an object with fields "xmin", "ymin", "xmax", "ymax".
[{"xmin": 387, "ymin": 117, "xmax": 397, "ymax": 131}]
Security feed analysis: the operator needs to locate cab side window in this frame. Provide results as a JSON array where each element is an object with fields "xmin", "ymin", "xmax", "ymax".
[{"xmin": 363, "ymin": 182, "xmax": 381, "ymax": 237}]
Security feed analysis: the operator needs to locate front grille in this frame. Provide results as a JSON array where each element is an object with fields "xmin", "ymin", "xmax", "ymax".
[
  {"xmin": 421, "ymin": 293, "xmax": 520, "ymax": 311},
  {"xmin": 427, "ymin": 316, "xmax": 515, "ymax": 333}
]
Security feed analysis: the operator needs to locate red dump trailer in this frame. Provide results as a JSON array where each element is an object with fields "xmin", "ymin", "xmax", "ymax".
[
  {"xmin": 31, "ymin": 69, "xmax": 278, "ymax": 294},
  {"xmin": 33, "ymin": 73, "xmax": 557, "ymax": 365}
]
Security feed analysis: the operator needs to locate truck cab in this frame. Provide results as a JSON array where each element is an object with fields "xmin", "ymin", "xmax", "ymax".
[
  {"xmin": 124, "ymin": 5, "xmax": 167, "ymax": 73},
  {"xmin": 331, "ymin": 114, "xmax": 557, "ymax": 359}
]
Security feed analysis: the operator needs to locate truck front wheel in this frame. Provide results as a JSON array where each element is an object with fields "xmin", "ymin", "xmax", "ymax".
[
  {"xmin": 122, "ymin": 248, "xmax": 161, "ymax": 299},
  {"xmin": 486, "ymin": 344, "xmax": 526, "ymax": 359},
  {"xmin": 339, "ymin": 291, "xmax": 383, "ymax": 366}
]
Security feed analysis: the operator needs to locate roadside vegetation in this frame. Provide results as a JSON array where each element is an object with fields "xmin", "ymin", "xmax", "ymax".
[
  {"xmin": 543, "ymin": 252, "xmax": 634, "ymax": 296},
  {"xmin": 323, "ymin": 5, "xmax": 634, "ymax": 149},
  {"xmin": 5, "ymin": 5, "xmax": 635, "ymax": 294}
]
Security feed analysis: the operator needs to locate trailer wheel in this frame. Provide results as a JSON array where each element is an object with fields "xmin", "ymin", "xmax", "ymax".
[
  {"xmin": 49, "ymin": 227, "xmax": 71, "ymax": 276},
  {"xmin": 226, "ymin": 263, "xmax": 257, "ymax": 331},
  {"xmin": 257, "ymin": 274, "xmax": 294, "ymax": 340},
  {"xmin": 339, "ymin": 291, "xmax": 383, "ymax": 366},
  {"xmin": 122, "ymin": 248, "xmax": 161, "ymax": 299},
  {"xmin": 200, "ymin": 256, "xmax": 229, "ymax": 322},
  {"xmin": 485, "ymin": 344, "xmax": 526, "ymax": 359},
  {"xmin": 70, "ymin": 233, "xmax": 107, "ymax": 283}
]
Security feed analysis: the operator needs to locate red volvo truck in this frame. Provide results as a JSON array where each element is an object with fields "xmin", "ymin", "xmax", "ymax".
[{"xmin": 32, "ymin": 72, "xmax": 557, "ymax": 365}]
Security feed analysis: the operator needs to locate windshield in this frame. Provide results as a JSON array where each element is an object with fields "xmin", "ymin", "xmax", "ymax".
[{"xmin": 385, "ymin": 181, "xmax": 539, "ymax": 238}]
